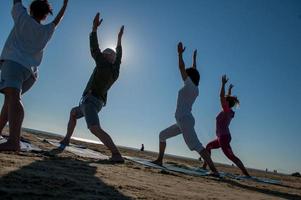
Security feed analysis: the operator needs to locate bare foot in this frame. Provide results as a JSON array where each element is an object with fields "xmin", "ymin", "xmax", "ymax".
[
  {"xmin": 110, "ymin": 153, "xmax": 124, "ymax": 163},
  {"xmin": 0, "ymin": 141, "xmax": 20, "ymax": 152},
  {"xmin": 151, "ymin": 159, "xmax": 163, "ymax": 166},
  {"xmin": 207, "ymin": 172, "xmax": 221, "ymax": 178},
  {"xmin": 60, "ymin": 139, "xmax": 70, "ymax": 146}
]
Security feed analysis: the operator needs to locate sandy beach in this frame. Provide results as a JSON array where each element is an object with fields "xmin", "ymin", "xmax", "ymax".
[{"xmin": 0, "ymin": 128, "xmax": 300, "ymax": 200}]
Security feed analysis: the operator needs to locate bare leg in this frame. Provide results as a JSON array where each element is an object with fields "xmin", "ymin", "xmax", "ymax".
[
  {"xmin": 199, "ymin": 149, "xmax": 219, "ymax": 174},
  {"xmin": 202, "ymin": 138, "xmax": 220, "ymax": 169},
  {"xmin": 89, "ymin": 125, "xmax": 123, "ymax": 162},
  {"xmin": 222, "ymin": 146, "xmax": 250, "ymax": 176},
  {"xmin": 152, "ymin": 124, "xmax": 181, "ymax": 165},
  {"xmin": 0, "ymin": 88, "xmax": 23, "ymax": 151},
  {"xmin": 60, "ymin": 108, "xmax": 78, "ymax": 146},
  {"xmin": 0, "ymin": 94, "xmax": 9, "ymax": 136},
  {"xmin": 152, "ymin": 142, "xmax": 166, "ymax": 166},
  {"xmin": 233, "ymin": 158, "xmax": 250, "ymax": 177}
]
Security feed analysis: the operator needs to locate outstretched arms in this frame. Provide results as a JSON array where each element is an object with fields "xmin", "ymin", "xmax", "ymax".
[
  {"xmin": 117, "ymin": 25, "xmax": 124, "ymax": 47},
  {"xmin": 115, "ymin": 26, "xmax": 124, "ymax": 65},
  {"xmin": 178, "ymin": 42, "xmax": 188, "ymax": 81},
  {"xmin": 220, "ymin": 75, "xmax": 231, "ymax": 112},
  {"xmin": 90, "ymin": 13, "xmax": 103, "ymax": 59},
  {"xmin": 192, "ymin": 49, "xmax": 197, "ymax": 69},
  {"xmin": 92, "ymin": 12, "xmax": 103, "ymax": 32},
  {"xmin": 220, "ymin": 75, "xmax": 228, "ymax": 98},
  {"xmin": 227, "ymin": 84, "xmax": 234, "ymax": 96},
  {"xmin": 52, "ymin": 0, "xmax": 68, "ymax": 27}
]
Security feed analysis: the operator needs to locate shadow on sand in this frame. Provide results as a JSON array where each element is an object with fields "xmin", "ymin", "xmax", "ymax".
[
  {"xmin": 218, "ymin": 178, "xmax": 301, "ymax": 200},
  {"xmin": 0, "ymin": 157, "xmax": 132, "ymax": 200}
]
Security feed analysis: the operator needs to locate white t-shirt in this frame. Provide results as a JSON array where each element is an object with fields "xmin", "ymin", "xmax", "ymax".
[
  {"xmin": 0, "ymin": 2, "xmax": 55, "ymax": 73},
  {"xmin": 175, "ymin": 77, "xmax": 199, "ymax": 118}
]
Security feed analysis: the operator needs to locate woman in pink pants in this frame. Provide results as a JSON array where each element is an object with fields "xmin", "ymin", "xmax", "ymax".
[{"xmin": 203, "ymin": 75, "xmax": 250, "ymax": 177}]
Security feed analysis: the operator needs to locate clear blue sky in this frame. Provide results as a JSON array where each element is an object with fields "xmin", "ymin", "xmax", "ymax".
[{"xmin": 1, "ymin": 0, "xmax": 300, "ymax": 174}]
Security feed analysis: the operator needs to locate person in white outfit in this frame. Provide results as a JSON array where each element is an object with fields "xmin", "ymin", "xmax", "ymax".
[
  {"xmin": 152, "ymin": 42, "xmax": 219, "ymax": 176},
  {"xmin": 0, "ymin": 0, "xmax": 68, "ymax": 151}
]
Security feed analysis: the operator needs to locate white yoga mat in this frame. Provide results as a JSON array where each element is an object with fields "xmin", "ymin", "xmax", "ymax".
[
  {"xmin": 233, "ymin": 175, "xmax": 282, "ymax": 185},
  {"xmin": 0, "ymin": 137, "xmax": 42, "ymax": 152},
  {"xmin": 46, "ymin": 139, "xmax": 109, "ymax": 160},
  {"xmin": 125, "ymin": 156, "xmax": 282, "ymax": 185},
  {"xmin": 124, "ymin": 156, "xmax": 209, "ymax": 176}
]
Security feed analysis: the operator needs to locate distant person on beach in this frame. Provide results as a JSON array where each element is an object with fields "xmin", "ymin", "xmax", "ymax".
[
  {"xmin": 59, "ymin": 13, "xmax": 125, "ymax": 163},
  {"xmin": 152, "ymin": 42, "xmax": 219, "ymax": 176},
  {"xmin": 140, "ymin": 144, "xmax": 144, "ymax": 151},
  {"xmin": 202, "ymin": 75, "xmax": 250, "ymax": 177},
  {"xmin": 0, "ymin": 0, "xmax": 69, "ymax": 151}
]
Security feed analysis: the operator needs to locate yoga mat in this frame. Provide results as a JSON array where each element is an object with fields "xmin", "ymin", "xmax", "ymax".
[
  {"xmin": 234, "ymin": 175, "xmax": 282, "ymax": 185},
  {"xmin": 0, "ymin": 137, "xmax": 42, "ymax": 152},
  {"xmin": 195, "ymin": 167, "xmax": 281, "ymax": 185},
  {"xmin": 124, "ymin": 156, "xmax": 167, "ymax": 170},
  {"xmin": 125, "ymin": 156, "xmax": 282, "ymax": 185},
  {"xmin": 45, "ymin": 139, "xmax": 109, "ymax": 160},
  {"xmin": 124, "ymin": 156, "xmax": 209, "ymax": 176}
]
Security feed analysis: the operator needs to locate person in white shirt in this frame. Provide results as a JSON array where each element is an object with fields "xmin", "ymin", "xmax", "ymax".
[
  {"xmin": 0, "ymin": 0, "xmax": 68, "ymax": 151},
  {"xmin": 152, "ymin": 42, "xmax": 219, "ymax": 176}
]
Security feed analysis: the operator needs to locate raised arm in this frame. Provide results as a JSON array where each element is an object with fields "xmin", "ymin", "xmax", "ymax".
[
  {"xmin": 177, "ymin": 42, "xmax": 188, "ymax": 81},
  {"xmin": 220, "ymin": 75, "xmax": 230, "ymax": 112},
  {"xmin": 192, "ymin": 49, "xmax": 197, "ymax": 69},
  {"xmin": 52, "ymin": 0, "xmax": 68, "ymax": 27},
  {"xmin": 117, "ymin": 25, "xmax": 124, "ymax": 47},
  {"xmin": 90, "ymin": 12, "xmax": 103, "ymax": 59},
  {"xmin": 115, "ymin": 26, "xmax": 124, "ymax": 65},
  {"xmin": 13, "ymin": 0, "xmax": 21, "ymax": 5},
  {"xmin": 227, "ymin": 84, "xmax": 234, "ymax": 96}
]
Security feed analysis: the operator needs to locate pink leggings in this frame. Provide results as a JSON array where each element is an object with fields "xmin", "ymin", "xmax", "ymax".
[{"xmin": 206, "ymin": 134, "xmax": 241, "ymax": 163}]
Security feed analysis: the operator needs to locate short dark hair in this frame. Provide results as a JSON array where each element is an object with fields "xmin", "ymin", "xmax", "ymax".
[
  {"xmin": 185, "ymin": 68, "xmax": 200, "ymax": 86},
  {"xmin": 226, "ymin": 96, "xmax": 240, "ymax": 108},
  {"xmin": 30, "ymin": 0, "xmax": 53, "ymax": 19}
]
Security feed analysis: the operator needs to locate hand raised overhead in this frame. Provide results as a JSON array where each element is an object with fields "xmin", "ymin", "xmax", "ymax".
[
  {"xmin": 117, "ymin": 25, "xmax": 124, "ymax": 47},
  {"xmin": 63, "ymin": 0, "xmax": 68, "ymax": 6},
  {"xmin": 192, "ymin": 49, "xmax": 197, "ymax": 68},
  {"xmin": 93, "ymin": 12, "xmax": 103, "ymax": 31},
  {"xmin": 222, "ymin": 75, "xmax": 229, "ymax": 84},
  {"xmin": 118, "ymin": 25, "xmax": 124, "ymax": 39},
  {"xmin": 178, "ymin": 42, "xmax": 186, "ymax": 54},
  {"xmin": 193, "ymin": 49, "xmax": 197, "ymax": 60}
]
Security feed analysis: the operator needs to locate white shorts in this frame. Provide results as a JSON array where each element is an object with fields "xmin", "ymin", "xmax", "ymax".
[
  {"xmin": 159, "ymin": 114, "xmax": 204, "ymax": 153},
  {"xmin": 0, "ymin": 60, "xmax": 36, "ymax": 94}
]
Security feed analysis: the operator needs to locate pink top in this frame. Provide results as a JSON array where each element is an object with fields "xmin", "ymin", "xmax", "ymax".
[{"xmin": 216, "ymin": 103, "xmax": 235, "ymax": 137}]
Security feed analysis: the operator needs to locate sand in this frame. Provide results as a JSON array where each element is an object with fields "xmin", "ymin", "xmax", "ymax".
[{"xmin": 0, "ymin": 128, "xmax": 300, "ymax": 200}]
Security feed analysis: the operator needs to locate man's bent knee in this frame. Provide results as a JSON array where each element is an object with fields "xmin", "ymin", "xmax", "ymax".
[
  {"xmin": 70, "ymin": 108, "xmax": 78, "ymax": 118},
  {"xmin": 159, "ymin": 131, "xmax": 167, "ymax": 142}
]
